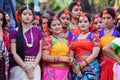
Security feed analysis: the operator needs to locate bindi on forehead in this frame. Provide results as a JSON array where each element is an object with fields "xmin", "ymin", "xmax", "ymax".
[
  {"xmin": 63, "ymin": 9, "xmax": 70, "ymax": 18},
  {"xmin": 24, "ymin": 9, "xmax": 32, "ymax": 14}
]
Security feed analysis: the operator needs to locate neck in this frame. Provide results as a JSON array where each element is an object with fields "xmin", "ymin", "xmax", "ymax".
[
  {"xmin": 52, "ymin": 33, "xmax": 61, "ymax": 39},
  {"xmin": 22, "ymin": 22, "xmax": 31, "ymax": 29},
  {"xmin": 81, "ymin": 30, "xmax": 89, "ymax": 34},
  {"xmin": 105, "ymin": 25, "xmax": 114, "ymax": 30},
  {"xmin": 71, "ymin": 17, "xmax": 78, "ymax": 25}
]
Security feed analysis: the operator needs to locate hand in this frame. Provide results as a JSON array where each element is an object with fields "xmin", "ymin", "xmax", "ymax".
[
  {"xmin": 117, "ymin": 60, "xmax": 120, "ymax": 65},
  {"xmin": 61, "ymin": 56, "xmax": 71, "ymax": 62},
  {"xmin": 68, "ymin": 57, "xmax": 75, "ymax": 63},
  {"xmin": 76, "ymin": 71, "xmax": 83, "ymax": 78},
  {"xmin": 73, "ymin": 64, "xmax": 80, "ymax": 74},
  {"xmin": 80, "ymin": 61, "xmax": 87, "ymax": 68},
  {"xmin": 23, "ymin": 65, "xmax": 34, "ymax": 79},
  {"xmin": 26, "ymin": 72, "xmax": 34, "ymax": 80},
  {"xmin": 24, "ymin": 65, "xmax": 34, "ymax": 73}
]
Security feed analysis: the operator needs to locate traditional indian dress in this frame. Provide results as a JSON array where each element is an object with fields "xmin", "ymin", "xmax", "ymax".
[
  {"xmin": 68, "ymin": 24, "xmax": 80, "ymax": 36},
  {"xmin": 0, "ymin": 36, "xmax": 9, "ymax": 80},
  {"xmin": 42, "ymin": 36, "xmax": 71, "ymax": 80},
  {"xmin": 109, "ymin": 38, "xmax": 120, "ymax": 80},
  {"xmin": 72, "ymin": 32, "xmax": 100, "ymax": 80},
  {"xmin": 99, "ymin": 26, "xmax": 119, "ymax": 80},
  {"xmin": 9, "ymin": 27, "xmax": 43, "ymax": 80}
]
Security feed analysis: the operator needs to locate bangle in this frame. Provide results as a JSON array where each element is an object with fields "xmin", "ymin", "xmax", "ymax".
[{"xmin": 84, "ymin": 59, "xmax": 88, "ymax": 65}]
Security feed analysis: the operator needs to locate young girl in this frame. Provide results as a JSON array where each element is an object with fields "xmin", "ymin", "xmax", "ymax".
[
  {"xmin": 42, "ymin": 16, "xmax": 74, "ymax": 80},
  {"xmin": 9, "ymin": 5, "xmax": 43, "ymax": 80},
  {"xmin": 72, "ymin": 13, "xmax": 100, "ymax": 80},
  {"xmin": 99, "ymin": 7, "xmax": 119, "ymax": 80},
  {"xmin": 68, "ymin": 1, "xmax": 82, "ymax": 36}
]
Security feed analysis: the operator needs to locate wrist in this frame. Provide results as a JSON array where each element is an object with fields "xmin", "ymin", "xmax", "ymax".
[
  {"xmin": 22, "ymin": 64, "xmax": 27, "ymax": 69},
  {"xmin": 32, "ymin": 64, "xmax": 35, "ymax": 69}
]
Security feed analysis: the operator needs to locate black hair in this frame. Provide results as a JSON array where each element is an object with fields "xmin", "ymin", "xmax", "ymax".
[
  {"xmin": 48, "ymin": 16, "xmax": 61, "ymax": 34},
  {"xmin": 68, "ymin": 1, "xmax": 83, "ymax": 12},
  {"xmin": 45, "ymin": 10, "xmax": 55, "ymax": 17},
  {"xmin": 93, "ymin": 14, "xmax": 101, "ymax": 21},
  {"xmin": 18, "ymin": 5, "xmax": 34, "ymax": 18},
  {"xmin": 16, "ymin": 5, "xmax": 34, "ymax": 60},
  {"xmin": 57, "ymin": 10, "xmax": 71, "ymax": 20},
  {"xmin": 100, "ymin": 7, "xmax": 116, "ymax": 19},
  {"xmin": 0, "ymin": 10, "xmax": 7, "ymax": 29},
  {"xmin": 80, "ymin": 13, "xmax": 91, "ymax": 23}
]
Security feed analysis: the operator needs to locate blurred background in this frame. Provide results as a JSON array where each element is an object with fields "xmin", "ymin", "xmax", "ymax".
[{"xmin": 16, "ymin": 0, "xmax": 119, "ymax": 14}]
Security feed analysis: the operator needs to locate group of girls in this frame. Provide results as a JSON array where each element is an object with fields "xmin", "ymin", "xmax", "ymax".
[{"xmin": 1, "ymin": 0, "xmax": 120, "ymax": 80}]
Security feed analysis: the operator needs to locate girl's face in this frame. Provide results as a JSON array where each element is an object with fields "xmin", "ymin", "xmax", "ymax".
[
  {"xmin": 50, "ymin": 19, "xmax": 62, "ymax": 35},
  {"xmin": 4, "ymin": 15, "xmax": 10, "ymax": 30},
  {"xmin": 60, "ymin": 13, "xmax": 70, "ymax": 28},
  {"xmin": 78, "ymin": 16, "xmax": 90, "ymax": 32},
  {"xmin": 0, "ymin": 13, "xmax": 3, "ymax": 26},
  {"xmin": 94, "ymin": 17, "xmax": 103, "ymax": 31},
  {"xmin": 42, "ymin": 18, "xmax": 48, "ymax": 28},
  {"xmin": 71, "ymin": 5, "xmax": 82, "ymax": 19},
  {"xmin": 21, "ymin": 9, "xmax": 33, "ymax": 24},
  {"xmin": 102, "ymin": 13, "xmax": 114, "ymax": 28}
]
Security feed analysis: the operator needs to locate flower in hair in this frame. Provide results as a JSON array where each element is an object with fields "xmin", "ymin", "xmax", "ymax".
[
  {"xmin": 76, "ymin": 1, "xmax": 81, "ymax": 6},
  {"xmin": 64, "ymin": 9, "xmax": 69, "ymax": 15},
  {"xmin": 53, "ymin": 16, "xmax": 57, "ymax": 21},
  {"xmin": 103, "ymin": 10, "xmax": 108, "ymax": 14},
  {"xmin": 95, "ymin": 14, "xmax": 99, "ymax": 18},
  {"xmin": 16, "ymin": 8, "xmax": 22, "ymax": 22},
  {"xmin": 35, "ymin": 16, "xmax": 40, "ymax": 20},
  {"xmin": 81, "ymin": 12, "xmax": 86, "ymax": 17}
]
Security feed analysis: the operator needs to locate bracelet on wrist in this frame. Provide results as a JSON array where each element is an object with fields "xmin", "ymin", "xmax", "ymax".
[{"xmin": 83, "ymin": 59, "xmax": 88, "ymax": 65}]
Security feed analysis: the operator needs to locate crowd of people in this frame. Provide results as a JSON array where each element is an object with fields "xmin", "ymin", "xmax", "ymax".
[{"xmin": 1, "ymin": 0, "xmax": 120, "ymax": 80}]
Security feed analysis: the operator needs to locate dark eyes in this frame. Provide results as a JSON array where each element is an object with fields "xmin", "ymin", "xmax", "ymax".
[
  {"xmin": 79, "ymin": 20, "xmax": 88, "ymax": 23},
  {"xmin": 102, "ymin": 17, "xmax": 111, "ymax": 20},
  {"xmin": 94, "ymin": 21, "xmax": 102, "ymax": 25}
]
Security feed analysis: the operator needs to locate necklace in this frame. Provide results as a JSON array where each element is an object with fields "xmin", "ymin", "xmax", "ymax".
[
  {"xmin": 52, "ymin": 34, "xmax": 64, "ymax": 42},
  {"xmin": 23, "ymin": 27, "xmax": 33, "ymax": 47}
]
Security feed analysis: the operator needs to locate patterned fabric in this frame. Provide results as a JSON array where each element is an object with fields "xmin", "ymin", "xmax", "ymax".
[
  {"xmin": 70, "ymin": 28, "xmax": 80, "ymax": 36},
  {"xmin": 42, "ymin": 36, "xmax": 71, "ymax": 80},
  {"xmin": 72, "ymin": 32, "xmax": 100, "ymax": 80},
  {"xmin": 110, "ymin": 38, "xmax": 120, "ymax": 80},
  {"xmin": 0, "ymin": 37, "xmax": 9, "ymax": 80},
  {"xmin": 9, "ymin": 27, "xmax": 43, "ymax": 79},
  {"xmin": 99, "ymin": 26, "xmax": 119, "ymax": 80},
  {"xmin": 9, "ymin": 27, "xmax": 43, "ymax": 56}
]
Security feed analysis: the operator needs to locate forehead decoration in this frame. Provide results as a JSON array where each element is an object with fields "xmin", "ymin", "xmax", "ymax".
[
  {"xmin": 103, "ymin": 10, "xmax": 108, "ymax": 14},
  {"xmin": 64, "ymin": 9, "xmax": 69, "ymax": 15},
  {"xmin": 76, "ymin": 1, "xmax": 81, "ymax": 6},
  {"xmin": 53, "ymin": 16, "xmax": 57, "ymax": 21},
  {"xmin": 81, "ymin": 12, "xmax": 86, "ymax": 20},
  {"xmin": 35, "ymin": 16, "xmax": 40, "ymax": 20}
]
